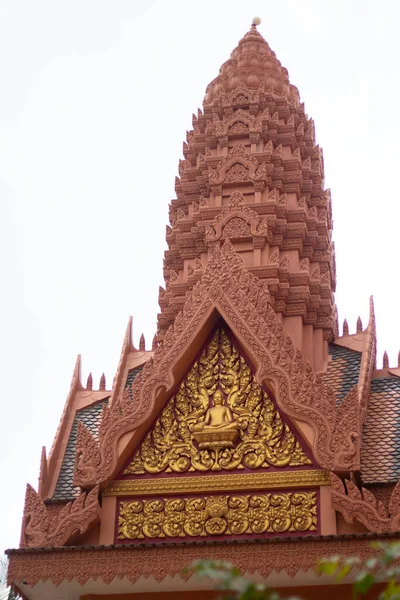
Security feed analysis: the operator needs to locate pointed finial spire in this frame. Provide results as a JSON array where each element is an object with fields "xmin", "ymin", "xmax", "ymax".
[
  {"xmin": 343, "ymin": 319, "xmax": 349, "ymax": 336},
  {"xmin": 383, "ymin": 351, "xmax": 389, "ymax": 369},
  {"xmin": 152, "ymin": 334, "xmax": 158, "ymax": 351},
  {"xmin": 139, "ymin": 334, "xmax": 145, "ymax": 351},
  {"xmin": 99, "ymin": 373, "xmax": 106, "ymax": 391},
  {"xmin": 356, "ymin": 316, "xmax": 363, "ymax": 333},
  {"xmin": 383, "ymin": 350, "xmax": 389, "ymax": 369},
  {"xmin": 86, "ymin": 372, "xmax": 93, "ymax": 391},
  {"xmin": 252, "ymin": 17, "xmax": 261, "ymax": 27}
]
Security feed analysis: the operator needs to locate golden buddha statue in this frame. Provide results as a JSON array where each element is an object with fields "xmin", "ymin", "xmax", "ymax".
[{"xmin": 193, "ymin": 390, "xmax": 239, "ymax": 449}]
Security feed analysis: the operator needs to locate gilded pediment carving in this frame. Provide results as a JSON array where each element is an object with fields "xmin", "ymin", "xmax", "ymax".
[{"xmin": 124, "ymin": 328, "xmax": 311, "ymax": 476}]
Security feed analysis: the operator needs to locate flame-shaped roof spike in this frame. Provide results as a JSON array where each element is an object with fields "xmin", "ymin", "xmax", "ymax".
[
  {"xmin": 99, "ymin": 373, "xmax": 106, "ymax": 391},
  {"xmin": 139, "ymin": 334, "xmax": 146, "ymax": 351},
  {"xmin": 343, "ymin": 319, "xmax": 349, "ymax": 336},
  {"xmin": 356, "ymin": 317, "xmax": 363, "ymax": 333},
  {"xmin": 86, "ymin": 372, "xmax": 93, "ymax": 391},
  {"xmin": 383, "ymin": 351, "xmax": 389, "ymax": 369},
  {"xmin": 152, "ymin": 334, "xmax": 158, "ymax": 351}
]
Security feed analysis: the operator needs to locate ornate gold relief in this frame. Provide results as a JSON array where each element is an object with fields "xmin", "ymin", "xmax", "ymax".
[
  {"xmin": 124, "ymin": 329, "xmax": 312, "ymax": 475},
  {"xmin": 118, "ymin": 492, "xmax": 318, "ymax": 540},
  {"xmin": 105, "ymin": 469, "xmax": 330, "ymax": 497}
]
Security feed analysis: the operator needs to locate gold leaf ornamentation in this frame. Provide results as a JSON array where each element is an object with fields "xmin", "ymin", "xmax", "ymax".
[
  {"xmin": 104, "ymin": 469, "xmax": 329, "ymax": 497},
  {"xmin": 124, "ymin": 329, "xmax": 311, "ymax": 475},
  {"xmin": 117, "ymin": 492, "xmax": 318, "ymax": 540}
]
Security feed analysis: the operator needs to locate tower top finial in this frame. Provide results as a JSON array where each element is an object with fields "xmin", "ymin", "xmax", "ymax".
[{"xmin": 252, "ymin": 17, "xmax": 261, "ymax": 27}]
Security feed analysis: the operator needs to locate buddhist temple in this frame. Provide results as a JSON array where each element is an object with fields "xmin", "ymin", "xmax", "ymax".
[{"xmin": 7, "ymin": 19, "xmax": 400, "ymax": 600}]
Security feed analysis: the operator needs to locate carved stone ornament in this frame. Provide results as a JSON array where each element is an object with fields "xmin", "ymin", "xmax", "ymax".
[
  {"xmin": 209, "ymin": 144, "xmax": 268, "ymax": 185},
  {"xmin": 214, "ymin": 108, "xmax": 262, "ymax": 137},
  {"xmin": 74, "ymin": 240, "xmax": 355, "ymax": 489},
  {"xmin": 205, "ymin": 190, "xmax": 268, "ymax": 243},
  {"xmin": 20, "ymin": 484, "xmax": 100, "ymax": 548},
  {"xmin": 8, "ymin": 535, "xmax": 398, "ymax": 587},
  {"xmin": 330, "ymin": 473, "xmax": 400, "ymax": 533},
  {"xmin": 124, "ymin": 328, "xmax": 311, "ymax": 475},
  {"xmin": 117, "ymin": 491, "xmax": 317, "ymax": 542}
]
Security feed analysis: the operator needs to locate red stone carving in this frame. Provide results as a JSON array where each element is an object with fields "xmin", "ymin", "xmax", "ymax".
[
  {"xmin": 86, "ymin": 372, "xmax": 93, "ymax": 391},
  {"xmin": 383, "ymin": 351, "xmax": 389, "ymax": 369},
  {"xmin": 7, "ymin": 535, "xmax": 395, "ymax": 588},
  {"xmin": 20, "ymin": 484, "xmax": 100, "ymax": 548},
  {"xmin": 331, "ymin": 473, "xmax": 400, "ymax": 533},
  {"xmin": 342, "ymin": 319, "xmax": 349, "ymax": 336},
  {"xmin": 99, "ymin": 373, "xmax": 106, "ymax": 391},
  {"xmin": 74, "ymin": 241, "xmax": 354, "ymax": 488},
  {"xmin": 205, "ymin": 190, "xmax": 268, "ymax": 243},
  {"xmin": 209, "ymin": 144, "xmax": 268, "ymax": 186}
]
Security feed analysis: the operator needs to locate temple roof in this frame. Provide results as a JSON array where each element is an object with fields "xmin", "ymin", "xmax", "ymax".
[
  {"xmin": 324, "ymin": 344, "xmax": 362, "ymax": 406},
  {"xmin": 52, "ymin": 399, "xmax": 109, "ymax": 501},
  {"xmin": 51, "ymin": 366, "xmax": 143, "ymax": 501},
  {"xmin": 362, "ymin": 376, "xmax": 400, "ymax": 484}
]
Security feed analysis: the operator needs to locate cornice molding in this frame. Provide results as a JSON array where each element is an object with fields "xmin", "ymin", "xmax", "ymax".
[{"xmin": 104, "ymin": 469, "xmax": 330, "ymax": 497}]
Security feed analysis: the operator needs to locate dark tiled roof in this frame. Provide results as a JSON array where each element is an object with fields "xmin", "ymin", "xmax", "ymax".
[
  {"xmin": 324, "ymin": 343, "xmax": 361, "ymax": 405},
  {"xmin": 52, "ymin": 399, "xmax": 109, "ymax": 501},
  {"xmin": 52, "ymin": 366, "xmax": 143, "ymax": 501},
  {"xmin": 362, "ymin": 376, "xmax": 400, "ymax": 484},
  {"xmin": 125, "ymin": 367, "xmax": 143, "ymax": 389}
]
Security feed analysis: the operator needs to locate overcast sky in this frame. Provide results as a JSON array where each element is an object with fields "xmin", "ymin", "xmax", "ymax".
[{"xmin": 1, "ymin": 0, "xmax": 399, "ymax": 552}]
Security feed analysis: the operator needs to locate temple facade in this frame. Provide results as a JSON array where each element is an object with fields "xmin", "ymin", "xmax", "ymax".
[{"xmin": 7, "ymin": 20, "xmax": 400, "ymax": 600}]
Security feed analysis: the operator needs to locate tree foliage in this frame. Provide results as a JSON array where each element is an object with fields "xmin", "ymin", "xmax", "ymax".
[{"xmin": 190, "ymin": 542, "xmax": 400, "ymax": 600}]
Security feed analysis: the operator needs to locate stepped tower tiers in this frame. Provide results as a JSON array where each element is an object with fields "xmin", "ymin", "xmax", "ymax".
[
  {"xmin": 10, "ymin": 20, "xmax": 400, "ymax": 600},
  {"xmin": 159, "ymin": 22, "xmax": 336, "ymax": 371}
]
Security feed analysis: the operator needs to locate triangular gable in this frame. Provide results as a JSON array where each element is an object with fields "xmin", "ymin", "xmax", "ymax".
[
  {"xmin": 74, "ymin": 241, "xmax": 361, "ymax": 491},
  {"xmin": 122, "ymin": 326, "xmax": 313, "ymax": 477}
]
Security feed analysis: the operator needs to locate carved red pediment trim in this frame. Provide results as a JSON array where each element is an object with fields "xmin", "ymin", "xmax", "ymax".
[
  {"xmin": 20, "ymin": 484, "xmax": 100, "ymax": 548},
  {"xmin": 74, "ymin": 241, "xmax": 358, "ymax": 489},
  {"xmin": 331, "ymin": 473, "xmax": 400, "ymax": 533}
]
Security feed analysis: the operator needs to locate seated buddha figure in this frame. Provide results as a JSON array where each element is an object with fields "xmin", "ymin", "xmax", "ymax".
[{"xmin": 193, "ymin": 390, "xmax": 239, "ymax": 436}]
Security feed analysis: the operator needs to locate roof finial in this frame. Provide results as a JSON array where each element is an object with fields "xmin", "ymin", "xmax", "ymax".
[
  {"xmin": 252, "ymin": 17, "xmax": 261, "ymax": 28},
  {"xmin": 383, "ymin": 351, "xmax": 389, "ymax": 369},
  {"xmin": 342, "ymin": 319, "xmax": 349, "ymax": 336},
  {"xmin": 356, "ymin": 316, "xmax": 363, "ymax": 333}
]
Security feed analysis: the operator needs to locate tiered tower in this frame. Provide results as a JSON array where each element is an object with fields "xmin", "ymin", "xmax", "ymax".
[{"xmin": 159, "ymin": 21, "xmax": 336, "ymax": 371}]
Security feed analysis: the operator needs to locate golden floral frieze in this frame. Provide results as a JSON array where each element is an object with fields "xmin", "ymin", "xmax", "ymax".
[
  {"xmin": 117, "ymin": 492, "xmax": 318, "ymax": 541},
  {"xmin": 124, "ymin": 329, "xmax": 311, "ymax": 475}
]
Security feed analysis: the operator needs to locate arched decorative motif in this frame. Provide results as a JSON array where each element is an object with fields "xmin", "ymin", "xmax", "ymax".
[
  {"xmin": 209, "ymin": 144, "xmax": 269, "ymax": 185},
  {"xmin": 74, "ymin": 241, "xmax": 360, "ymax": 488},
  {"xmin": 214, "ymin": 108, "xmax": 262, "ymax": 137},
  {"xmin": 205, "ymin": 190, "xmax": 268, "ymax": 243}
]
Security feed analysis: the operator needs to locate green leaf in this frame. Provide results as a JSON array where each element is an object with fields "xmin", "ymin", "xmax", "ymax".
[
  {"xmin": 336, "ymin": 564, "xmax": 352, "ymax": 582},
  {"xmin": 318, "ymin": 558, "xmax": 339, "ymax": 576},
  {"xmin": 354, "ymin": 572, "xmax": 375, "ymax": 596}
]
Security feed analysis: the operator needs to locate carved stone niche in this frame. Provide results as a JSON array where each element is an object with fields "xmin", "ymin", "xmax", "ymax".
[{"xmin": 205, "ymin": 191, "xmax": 268, "ymax": 246}]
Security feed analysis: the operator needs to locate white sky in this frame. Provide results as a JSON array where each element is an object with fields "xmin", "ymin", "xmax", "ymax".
[{"xmin": 1, "ymin": 0, "xmax": 399, "ymax": 552}]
